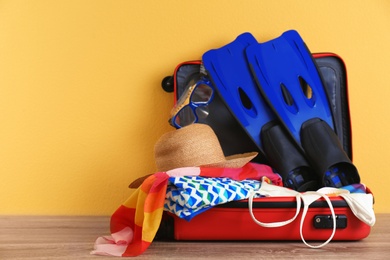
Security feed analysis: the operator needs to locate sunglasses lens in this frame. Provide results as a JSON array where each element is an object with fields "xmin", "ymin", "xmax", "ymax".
[
  {"xmin": 195, "ymin": 106, "xmax": 209, "ymax": 120},
  {"xmin": 191, "ymin": 83, "xmax": 213, "ymax": 103},
  {"xmin": 174, "ymin": 106, "xmax": 196, "ymax": 128}
]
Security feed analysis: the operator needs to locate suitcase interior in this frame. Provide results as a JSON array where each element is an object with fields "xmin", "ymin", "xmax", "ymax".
[{"xmin": 170, "ymin": 53, "xmax": 352, "ymax": 161}]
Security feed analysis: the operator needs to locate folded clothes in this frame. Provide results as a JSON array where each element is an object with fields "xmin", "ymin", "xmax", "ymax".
[
  {"xmin": 165, "ymin": 176, "xmax": 263, "ymax": 220},
  {"xmin": 164, "ymin": 162, "xmax": 282, "ymax": 220}
]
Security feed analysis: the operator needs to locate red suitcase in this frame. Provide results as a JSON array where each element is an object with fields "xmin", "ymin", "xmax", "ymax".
[
  {"xmin": 168, "ymin": 191, "xmax": 373, "ymax": 243},
  {"xmin": 159, "ymin": 53, "xmax": 374, "ymax": 245}
]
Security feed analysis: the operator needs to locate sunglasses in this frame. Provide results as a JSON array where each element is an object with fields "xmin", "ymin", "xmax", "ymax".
[{"xmin": 169, "ymin": 79, "xmax": 214, "ymax": 129}]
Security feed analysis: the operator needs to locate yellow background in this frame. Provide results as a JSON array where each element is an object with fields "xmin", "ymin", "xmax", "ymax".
[{"xmin": 0, "ymin": 0, "xmax": 389, "ymax": 215}]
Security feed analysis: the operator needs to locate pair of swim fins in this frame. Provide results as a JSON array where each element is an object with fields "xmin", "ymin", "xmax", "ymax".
[{"xmin": 202, "ymin": 30, "xmax": 360, "ymax": 191}]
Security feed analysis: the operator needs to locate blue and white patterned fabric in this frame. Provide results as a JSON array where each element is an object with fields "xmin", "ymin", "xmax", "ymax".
[{"xmin": 164, "ymin": 176, "xmax": 261, "ymax": 220}]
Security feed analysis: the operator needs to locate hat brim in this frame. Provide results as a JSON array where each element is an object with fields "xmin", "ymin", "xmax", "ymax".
[
  {"xmin": 201, "ymin": 151, "xmax": 258, "ymax": 168},
  {"xmin": 129, "ymin": 151, "xmax": 258, "ymax": 188}
]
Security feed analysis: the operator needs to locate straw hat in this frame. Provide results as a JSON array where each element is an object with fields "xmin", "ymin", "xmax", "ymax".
[{"xmin": 155, "ymin": 123, "xmax": 257, "ymax": 171}]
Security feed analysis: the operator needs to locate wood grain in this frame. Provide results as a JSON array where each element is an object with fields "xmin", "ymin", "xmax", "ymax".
[{"xmin": 0, "ymin": 214, "xmax": 389, "ymax": 259}]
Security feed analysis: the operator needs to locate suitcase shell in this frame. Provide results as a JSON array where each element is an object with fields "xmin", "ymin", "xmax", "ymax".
[
  {"xmin": 160, "ymin": 53, "xmax": 371, "ymax": 241},
  {"xmin": 169, "ymin": 196, "xmax": 371, "ymax": 241}
]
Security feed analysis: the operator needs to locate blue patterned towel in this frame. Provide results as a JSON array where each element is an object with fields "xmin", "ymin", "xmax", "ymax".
[{"xmin": 164, "ymin": 176, "xmax": 261, "ymax": 220}]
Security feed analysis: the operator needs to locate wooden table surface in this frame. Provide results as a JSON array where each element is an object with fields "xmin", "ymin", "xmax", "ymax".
[{"xmin": 0, "ymin": 214, "xmax": 389, "ymax": 259}]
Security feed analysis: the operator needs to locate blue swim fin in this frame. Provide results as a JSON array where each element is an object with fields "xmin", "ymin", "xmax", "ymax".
[
  {"xmin": 202, "ymin": 33, "xmax": 275, "ymax": 153},
  {"xmin": 246, "ymin": 30, "xmax": 334, "ymax": 149}
]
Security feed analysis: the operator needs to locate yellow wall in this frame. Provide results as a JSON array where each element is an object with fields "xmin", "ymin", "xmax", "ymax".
[{"xmin": 0, "ymin": 0, "xmax": 389, "ymax": 215}]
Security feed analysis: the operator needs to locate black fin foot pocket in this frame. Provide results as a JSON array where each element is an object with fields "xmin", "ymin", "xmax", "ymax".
[
  {"xmin": 261, "ymin": 121, "xmax": 319, "ymax": 191},
  {"xmin": 301, "ymin": 118, "xmax": 360, "ymax": 187}
]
